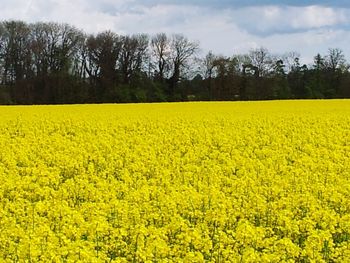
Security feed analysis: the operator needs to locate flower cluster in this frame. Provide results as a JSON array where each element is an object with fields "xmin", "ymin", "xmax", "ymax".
[{"xmin": 0, "ymin": 100, "xmax": 349, "ymax": 262}]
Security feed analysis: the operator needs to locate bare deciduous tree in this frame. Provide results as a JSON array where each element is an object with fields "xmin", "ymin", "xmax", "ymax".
[
  {"xmin": 151, "ymin": 33, "xmax": 170, "ymax": 81},
  {"xmin": 168, "ymin": 34, "xmax": 199, "ymax": 96},
  {"xmin": 120, "ymin": 34, "xmax": 149, "ymax": 84},
  {"xmin": 248, "ymin": 47, "xmax": 273, "ymax": 77},
  {"xmin": 325, "ymin": 48, "xmax": 347, "ymax": 72}
]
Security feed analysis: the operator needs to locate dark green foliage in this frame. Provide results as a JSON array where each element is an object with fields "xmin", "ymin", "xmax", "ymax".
[{"xmin": 0, "ymin": 20, "xmax": 349, "ymax": 104}]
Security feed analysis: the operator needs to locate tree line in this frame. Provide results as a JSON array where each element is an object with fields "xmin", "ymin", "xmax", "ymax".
[{"xmin": 0, "ymin": 20, "xmax": 350, "ymax": 104}]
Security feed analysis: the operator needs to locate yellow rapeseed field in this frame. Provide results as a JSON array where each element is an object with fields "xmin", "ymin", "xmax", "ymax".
[{"xmin": 0, "ymin": 100, "xmax": 350, "ymax": 262}]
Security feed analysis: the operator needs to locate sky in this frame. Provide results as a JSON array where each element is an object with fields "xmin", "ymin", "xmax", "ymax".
[{"xmin": 1, "ymin": 0, "xmax": 350, "ymax": 64}]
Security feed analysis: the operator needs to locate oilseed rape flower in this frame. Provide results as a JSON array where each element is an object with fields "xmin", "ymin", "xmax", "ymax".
[{"xmin": 0, "ymin": 100, "xmax": 350, "ymax": 261}]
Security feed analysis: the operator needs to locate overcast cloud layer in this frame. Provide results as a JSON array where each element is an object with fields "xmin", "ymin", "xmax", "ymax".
[{"xmin": 1, "ymin": 0, "xmax": 350, "ymax": 63}]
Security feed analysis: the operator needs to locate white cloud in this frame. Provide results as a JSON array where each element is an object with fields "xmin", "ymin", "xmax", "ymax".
[
  {"xmin": 230, "ymin": 5, "xmax": 349, "ymax": 35},
  {"xmin": 290, "ymin": 5, "xmax": 347, "ymax": 29},
  {"xmin": 0, "ymin": 1, "xmax": 350, "ymax": 64}
]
